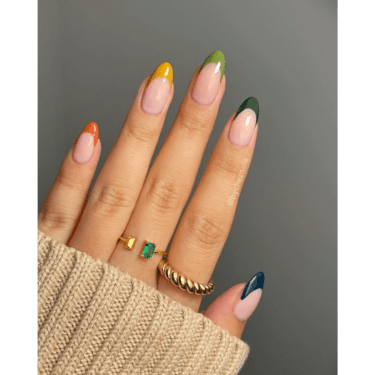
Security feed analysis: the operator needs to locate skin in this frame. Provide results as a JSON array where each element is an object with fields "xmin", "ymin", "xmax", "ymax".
[{"xmin": 38, "ymin": 61, "xmax": 260, "ymax": 339}]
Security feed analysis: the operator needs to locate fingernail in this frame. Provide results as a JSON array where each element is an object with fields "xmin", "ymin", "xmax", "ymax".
[
  {"xmin": 141, "ymin": 62, "xmax": 173, "ymax": 115},
  {"xmin": 192, "ymin": 50, "xmax": 225, "ymax": 106},
  {"xmin": 73, "ymin": 122, "xmax": 99, "ymax": 164},
  {"xmin": 233, "ymin": 271, "xmax": 264, "ymax": 321},
  {"xmin": 228, "ymin": 97, "xmax": 259, "ymax": 148}
]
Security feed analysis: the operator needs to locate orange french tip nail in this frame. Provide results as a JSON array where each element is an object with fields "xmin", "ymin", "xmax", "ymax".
[
  {"xmin": 82, "ymin": 121, "xmax": 99, "ymax": 146},
  {"xmin": 148, "ymin": 62, "xmax": 173, "ymax": 87}
]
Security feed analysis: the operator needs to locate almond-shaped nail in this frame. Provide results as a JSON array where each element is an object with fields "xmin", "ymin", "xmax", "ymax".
[
  {"xmin": 192, "ymin": 50, "xmax": 225, "ymax": 106},
  {"xmin": 141, "ymin": 62, "xmax": 173, "ymax": 115},
  {"xmin": 73, "ymin": 122, "xmax": 99, "ymax": 164},
  {"xmin": 228, "ymin": 97, "xmax": 259, "ymax": 148},
  {"xmin": 233, "ymin": 271, "xmax": 264, "ymax": 322}
]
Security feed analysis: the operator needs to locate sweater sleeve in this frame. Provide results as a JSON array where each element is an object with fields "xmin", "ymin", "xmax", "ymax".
[{"xmin": 38, "ymin": 231, "xmax": 250, "ymax": 375}]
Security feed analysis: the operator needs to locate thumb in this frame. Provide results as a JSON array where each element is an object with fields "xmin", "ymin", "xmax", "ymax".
[{"xmin": 203, "ymin": 272, "xmax": 264, "ymax": 338}]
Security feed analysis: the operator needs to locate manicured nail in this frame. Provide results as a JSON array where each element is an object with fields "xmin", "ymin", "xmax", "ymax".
[
  {"xmin": 192, "ymin": 50, "xmax": 225, "ymax": 106},
  {"xmin": 141, "ymin": 62, "xmax": 173, "ymax": 115},
  {"xmin": 228, "ymin": 97, "xmax": 259, "ymax": 148},
  {"xmin": 233, "ymin": 271, "xmax": 264, "ymax": 322},
  {"xmin": 73, "ymin": 122, "xmax": 99, "ymax": 164}
]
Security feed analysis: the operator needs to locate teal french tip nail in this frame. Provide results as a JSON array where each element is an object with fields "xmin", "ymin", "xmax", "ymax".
[
  {"xmin": 200, "ymin": 50, "xmax": 226, "ymax": 81},
  {"xmin": 234, "ymin": 97, "xmax": 260, "ymax": 123},
  {"xmin": 240, "ymin": 271, "xmax": 265, "ymax": 300}
]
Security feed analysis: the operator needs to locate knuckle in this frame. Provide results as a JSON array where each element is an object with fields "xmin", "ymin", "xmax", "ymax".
[
  {"xmin": 39, "ymin": 204, "xmax": 75, "ymax": 231},
  {"xmin": 146, "ymin": 177, "xmax": 182, "ymax": 212},
  {"xmin": 210, "ymin": 154, "xmax": 239, "ymax": 179},
  {"xmin": 188, "ymin": 213, "xmax": 227, "ymax": 248},
  {"xmin": 126, "ymin": 120, "xmax": 159, "ymax": 143},
  {"xmin": 178, "ymin": 107, "xmax": 210, "ymax": 134},
  {"xmin": 56, "ymin": 167, "xmax": 84, "ymax": 191},
  {"xmin": 92, "ymin": 184, "xmax": 135, "ymax": 216}
]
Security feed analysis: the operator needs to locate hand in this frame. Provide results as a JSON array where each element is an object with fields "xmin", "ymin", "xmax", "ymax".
[{"xmin": 38, "ymin": 51, "xmax": 263, "ymax": 340}]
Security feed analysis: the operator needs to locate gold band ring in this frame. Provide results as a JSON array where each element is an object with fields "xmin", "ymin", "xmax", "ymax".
[
  {"xmin": 119, "ymin": 236, "xmax": 137, "ymax": 250},
  {"xmin": 158, "ymin": 259, "xmax": 215, "ymax": 295},
  {"xmin": 119, "ymin": 237, "xmax": 167, "ymax": 259}
]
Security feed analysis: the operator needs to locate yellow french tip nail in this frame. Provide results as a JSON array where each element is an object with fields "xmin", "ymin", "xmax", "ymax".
[{"xmin": 148, "ymin": 62, "xmax": 173, "ymax": 87}]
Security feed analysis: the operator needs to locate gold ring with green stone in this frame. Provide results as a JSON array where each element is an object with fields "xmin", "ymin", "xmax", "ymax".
[{"xmin": 140, "ymin": 241, "xmax": 168, "ymax": 259}]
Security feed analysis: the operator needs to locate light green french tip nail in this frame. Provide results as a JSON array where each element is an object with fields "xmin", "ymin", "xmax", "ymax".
[{"xmin": 200, "ymin": 50, "xmax": 226, "ymax": 81}]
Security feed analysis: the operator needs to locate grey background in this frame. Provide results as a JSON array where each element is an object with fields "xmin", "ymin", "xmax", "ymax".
[{"xmin": 39, "ymin": 1, "xmax": 337, "ymax": 374}]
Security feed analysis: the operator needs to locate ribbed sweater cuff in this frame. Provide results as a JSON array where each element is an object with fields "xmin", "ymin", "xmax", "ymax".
[{"xmin": 38, "ymin": 231, "xmax": 250, "ymax": 374}]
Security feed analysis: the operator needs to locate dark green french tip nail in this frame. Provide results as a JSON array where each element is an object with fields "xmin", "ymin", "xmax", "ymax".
[
  {"xmin": 234, "ymin": 97, "xmax": 260, "ymax": 123},
  {"xmin": 240, "ymin": 271, "xmax": 265, "ymax": 300},
  {"xmin": 200, "ymin": 50, "xmax": 226, "ymax": 81}
]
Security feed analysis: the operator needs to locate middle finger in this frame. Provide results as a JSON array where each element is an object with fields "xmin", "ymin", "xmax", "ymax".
[{"xmin": 109, "ymin": 51, "xmax": 226, "ymax": 286}]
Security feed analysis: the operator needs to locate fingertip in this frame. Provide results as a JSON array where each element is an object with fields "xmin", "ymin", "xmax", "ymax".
[
  {"xmin": 203, "ymin": 273, "xmax": 264, "ymax": 338},
  {"xmin": 233, "ymin": 272, "xmax": 264, "ymax": 322},
  {"xmin": 203, "ymin": 283, "xmax": 246, "ymax": 338},
  {"xmin": 72, "ymin": 122, "xmax": 100, "ymax": 165}
]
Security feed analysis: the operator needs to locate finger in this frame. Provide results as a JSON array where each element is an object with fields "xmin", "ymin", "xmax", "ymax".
[
  {"xmin": 69, "ymin": 62, "xmax": 174, "ymax": 260},
  {"xmin": 158, "ymin": 97, "xmax": 259, "ymax": 310},
  {"xmin": 203, "ymin": 272, "xmax": 264, "ymax": 338},
  {"xmin": 38, "ymin": 122, "xmax": 101, "ymax": 243},
  {"xmin": 108, "ymin": 51, "xmax": 226, "ymax": 285}
]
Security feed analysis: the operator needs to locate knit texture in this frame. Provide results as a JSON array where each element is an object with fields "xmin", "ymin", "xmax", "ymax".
[{"xmin": 38, "ymin": 231, "xmax": 250, "ymax": 374}]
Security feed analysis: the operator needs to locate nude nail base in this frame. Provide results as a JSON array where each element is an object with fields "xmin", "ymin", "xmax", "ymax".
[
  {"xmin": 233, "ymin": 271, "xmax": 264, "ymax": 321},
  {"xmin": 228, "ymin": 97, "xmax": 259, "ymax": 148}
]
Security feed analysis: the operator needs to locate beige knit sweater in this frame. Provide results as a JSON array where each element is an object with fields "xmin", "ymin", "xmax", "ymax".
[{"xmin": 38, "ymin": 231, "xmax": 250, "ymax": 374}]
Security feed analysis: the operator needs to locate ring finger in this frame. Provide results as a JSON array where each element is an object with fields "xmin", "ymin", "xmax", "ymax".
[{"xmin": 158, "ymin": 97, "xmax": 259, "ymax": 311}]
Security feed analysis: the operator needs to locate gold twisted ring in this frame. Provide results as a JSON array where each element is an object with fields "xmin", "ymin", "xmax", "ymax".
[{"xmin": 158, "ymin": 259, "xmax": 215, "ymax": 295}]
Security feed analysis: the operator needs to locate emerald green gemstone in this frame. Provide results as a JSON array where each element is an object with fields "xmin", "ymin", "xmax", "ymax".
[{"xmin": 141, "ymin": 242, "xmax": 155, "ymax": 259}]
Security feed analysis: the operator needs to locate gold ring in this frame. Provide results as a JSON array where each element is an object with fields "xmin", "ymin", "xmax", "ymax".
[
  {"xmin": 158, "ymin": 259, "xmax": 215, "ymax": 295},
  {"xmin": 119, "ymin": 237, "xmax": 167, "ymax": 259},
  {"xmin": 119, "ymin": 236, "xmax": 137, "ymax": 250}
]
